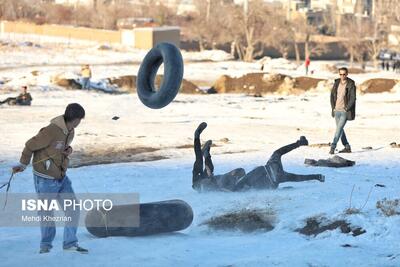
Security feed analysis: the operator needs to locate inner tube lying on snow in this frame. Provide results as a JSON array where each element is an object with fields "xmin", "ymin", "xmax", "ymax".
[
  {"xmin": 136, "ymin": 42, "xmax": 184, "ymax": 109},
  {"xmin": 85, "ymin": 199, "xmax": 193, "ymax": 237}
]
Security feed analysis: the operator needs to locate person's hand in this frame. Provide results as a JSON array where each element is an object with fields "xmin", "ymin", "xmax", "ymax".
[
  {"xmin": 62, "ymin": 146, "xmax": 73, "ymax": 156},
  {"xmin": 12, "ymin": 164, "xmax": 26, "ymax": 174}
]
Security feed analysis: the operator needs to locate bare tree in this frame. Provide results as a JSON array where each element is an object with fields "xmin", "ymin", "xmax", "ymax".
[
  {"xmin": 289, "ymin": 15, "xmax": 327, "ymax": 64},
  {"xmin": 221, "ymin": 0, "xmax": 272, "ymax": 61},
  {"xmin": 187, "ymin": 0, "xmax": 231, "ymax": 51},
  {"xmin": 364, "ymin": 0, "xmax": 398, "ymax": 68},
  {"xmin": 269, "ymin": 13, "xmax": 294, "ymax": 59},
  {"xmin": 0, "ymin": 0, "xmax": 42, "ymax": 21},
  {"xmin": 339, "ymin": 15, "xmax": 370, "ymax": 67}
]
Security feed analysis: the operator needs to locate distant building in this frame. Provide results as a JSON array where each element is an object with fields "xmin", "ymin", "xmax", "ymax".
[
  {"xmin": 133, "ymin": 26, "xmax": 180, "ymax": 49},
  {"xmin": 388, "ymin": 24, "xmax": 400, "ymax": 47}
]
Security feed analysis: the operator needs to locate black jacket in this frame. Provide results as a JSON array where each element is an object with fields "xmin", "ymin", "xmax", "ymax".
[
  {"xmin": 16, "ymin": 93, "xmax": 33, "ymax": 106},
  {"xmin": 330, "ymin": 78, "xmax": 356, "ymax": 121}
]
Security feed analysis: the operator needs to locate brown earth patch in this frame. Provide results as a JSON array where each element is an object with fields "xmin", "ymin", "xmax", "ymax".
[
  {"xmin": 52, "ymin": 77, "xmax": 82, "ymax": 89},
  {"xmin": 70, "ymin": 146, "xmax": 166, "ymax": 168},
  {"xmin": 52, "ymin": 74, "xmax": 201, "ymax": 94},
  {"xmin": 296, "ymin": 216, "xmax": 366, "ymax": 237},
  {"xmin": 360, "ymin": 79, "xmax": 398, "ymax": 94},
  {"xmin": 211, "ymin": 73, "xmax": 326, "ymax": 95},
  {"xmin": 202, "ymin": 209, "xmax": 276, "ymax": 232},
  {"xmin": 211, "ymin": 73, "xmax": 285, "ymax": 94},
  {"xmin": 108, "ymin": 75, "xmax": 202, "ymax": 94},
  {"xmin": 108, "ymin": 75, "xmax": 136, "ymax": 91},
  {"xmin": 69, "ymin": 141, "xmax": 227, "ymax": 168},
  {"xmin": 294, "ymin": 76, "xmax": 325, "ymax": 91},
  {"xmin": 309, "ymin": 143, "xmax": 331, "ymax": 148}
]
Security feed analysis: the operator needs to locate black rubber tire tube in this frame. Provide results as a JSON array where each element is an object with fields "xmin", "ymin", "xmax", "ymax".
[{"xmin": 136, "ymin": 42, "xmax": 184, "ymax": 109}]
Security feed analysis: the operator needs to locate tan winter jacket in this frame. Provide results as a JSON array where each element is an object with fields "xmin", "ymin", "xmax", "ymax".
[{"xmin": 19, "ymin": 115, "xmax": 74, "ymax": 179}]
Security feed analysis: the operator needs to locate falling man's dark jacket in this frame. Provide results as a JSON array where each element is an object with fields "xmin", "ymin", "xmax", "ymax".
[{"xmin": 330, "ymin": 78, "xmax": 357, "ymax": 121}]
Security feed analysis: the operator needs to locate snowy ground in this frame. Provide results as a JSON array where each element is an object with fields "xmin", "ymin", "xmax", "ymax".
[{"xmin": 0, "ymin": 36, "xmax": 400, "ymax": 267}]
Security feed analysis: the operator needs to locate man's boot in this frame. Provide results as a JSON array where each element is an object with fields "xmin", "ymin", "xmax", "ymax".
[
  {"xmin": 39, "ymin": 247, "xmax": 51, "ymax": 254},
  {"xmin": 339, "ymin": 144, "xmax": 351, "ymax": 153},
  {"xmin": 195, "ymin": 122, "xmax": 207, "ymax": 138},
  {"xmin": 297, "ymin": 136, "xmax": 309, "ymax": 146},
  {"xmin": 64, "ymin": 245, "xmax": 89, "ymax": 254},
  {"xmin": 329, "ymin": 147, "xmax": 335, "ymax": 155}
]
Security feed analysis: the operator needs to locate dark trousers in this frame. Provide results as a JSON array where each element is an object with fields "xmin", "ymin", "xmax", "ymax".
[
  {"xmin": 192, "ymin": 137, "xmax": 214, "ymax": 186},
  {"xmin": 0, "ymin": 97, "xmax": 16, "ymax": 105},
  {"xmin": 268, "ymin": 142, "xmax": 321, "ymax": 183}
]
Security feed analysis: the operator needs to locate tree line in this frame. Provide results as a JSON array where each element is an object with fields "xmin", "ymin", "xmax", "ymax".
[{"xmin": 0, "ymin": 0, "xmax": 399, "ymax": 66}]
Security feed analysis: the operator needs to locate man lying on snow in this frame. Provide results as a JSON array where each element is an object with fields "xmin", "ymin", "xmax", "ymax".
[
  {"xmin": 0, "ymin": 86, "xmax": 33, "ymax": 106},
  {"xmin": 192, "ymin": 122, "xmax": 325, "ymax": 192}
]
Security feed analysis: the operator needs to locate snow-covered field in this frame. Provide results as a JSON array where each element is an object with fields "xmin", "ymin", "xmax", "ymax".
[{"xmin": 1, "ymin": 37, "xmax": 400, "ymax": 267}]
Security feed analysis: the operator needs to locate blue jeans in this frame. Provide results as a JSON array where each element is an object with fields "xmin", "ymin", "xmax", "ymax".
[
  {"xmin": 33, "ymin": 174, "xmax": 79, "ymax": 250},
  {"xmin": 331, "ymin": 111, "xmax": 349, "ymax": 148},
  {"xmin": 82, "ymin": 78, "xmax": 90, "ymax": 89}
]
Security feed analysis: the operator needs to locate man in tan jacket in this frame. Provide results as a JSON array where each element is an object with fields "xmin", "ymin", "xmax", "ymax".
[{"xmin": 13, "ymin": 103, "xmax": 88, "ymax": 254}]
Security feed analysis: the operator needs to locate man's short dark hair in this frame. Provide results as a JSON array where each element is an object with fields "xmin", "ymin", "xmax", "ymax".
[
  {"xmin": 64, "ymin": 103, "xmax": 85, "ymax": 122},
  {"xmin": 338, "ymin": 67, "xmax": 348, "ymax": 74}
]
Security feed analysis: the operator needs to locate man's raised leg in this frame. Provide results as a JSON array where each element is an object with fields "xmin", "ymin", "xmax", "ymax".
[
  {"xmin": 280, "ymin": 171, "xmax": 325, "ymax": 183},
  {"xmin": 269, "ymin": 136, "xmax": 308, "ymax": 161},
  {"xmin": 192, "ymin": 122, "xmax": 208, "ymax": 186}
]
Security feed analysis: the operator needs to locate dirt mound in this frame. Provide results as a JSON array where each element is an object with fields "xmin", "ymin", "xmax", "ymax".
[
  {"xmin": 52, "ymin": 77, "xmax": 82, "ymax": 89},
  {"xmin": 211, "ymin": 73, "xmax": 325, "ymax": 95},
  {"xmin": 108, "ymin": 75, "xmax": 201, "ymax": 94},
  {"xmin": 51, "ymin": 73, "xmax": 77, "ymax": 88},
  {"xmin": 296, "ymin": 216, "xmax": 366, "ymax": 237},
  {"xmin": 108, "ymin": 75, "xmax": 136, "ymax": 91},
  {"xmin": 212, "ymin": 73, "xmax": 285, "ymax": 94},
  {"xmin": 294, "ymin": 77, "xmax": 325, "ymax": 91},
  {"xmin": 155, "ymin": 75, "xmax": 201, "ymax": 94},
  {"xmin": 360, "ymin": 79, "xmax": 398, "ymax": 94},
  {"xmin": 202, "ymin": 209, "xmax": 275, "ymax": 232}
]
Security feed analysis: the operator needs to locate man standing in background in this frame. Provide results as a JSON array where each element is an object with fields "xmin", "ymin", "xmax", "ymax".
[
  {"xmin": 305, "ymin": 57, "xmax": 310, "ymax": 76},
  {"xmin": 329, "ymin": 67, "xmax": 356, "ymax": 154},
  {"xmin": 81, "ymin": 64, "xmax": 92, "ymax": 89}
]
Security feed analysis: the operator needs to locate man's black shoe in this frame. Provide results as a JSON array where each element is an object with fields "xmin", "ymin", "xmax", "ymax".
[
  {"xmin": 195, "ymin": 122, "xmax": 207, "ymax": 138},
  {"xmin": 339, "ymin": 145, "xmax": 351, "ymax": 153},
  {"xmin": 297, "ymin": 136, "xmax": 309, "ymax": 146}
]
